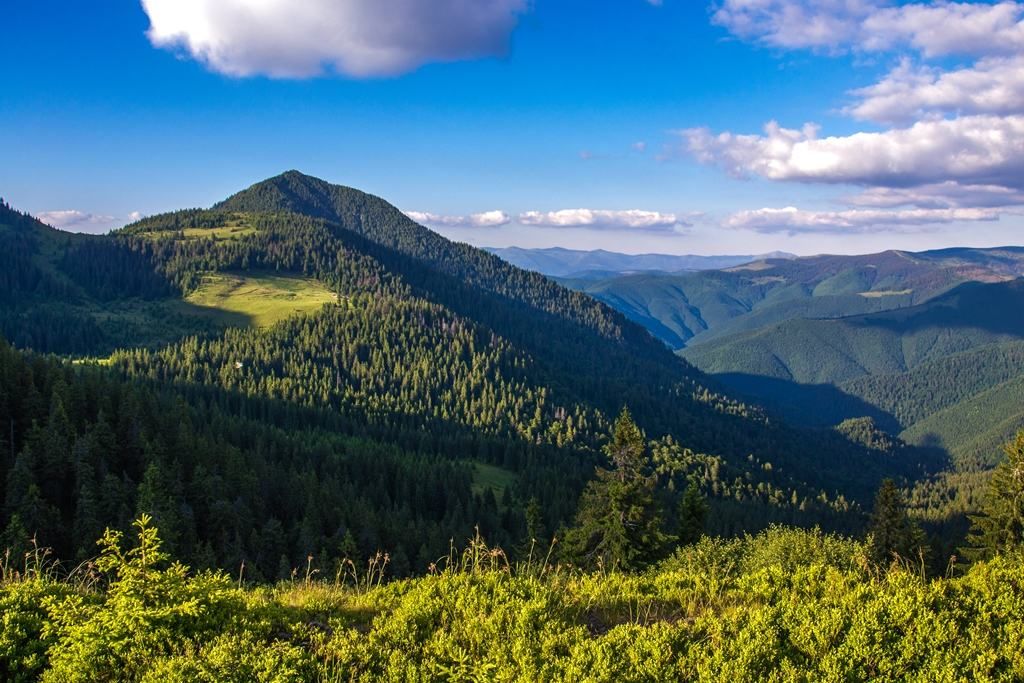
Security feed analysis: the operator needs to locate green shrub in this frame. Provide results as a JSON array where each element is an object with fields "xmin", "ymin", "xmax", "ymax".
[
  {"xmin": 4, "ymin": 521, "xmax": 1024, "ymax": 681},
  {"xmin": 39, "ymin": 516, "xmax": 243, "ymax": 682},
  {"xmin": 0, "ymin": 580, "xmax": 77, "ymax": 683},
  {"xmin": 140, "ymin": 633, "xmax": 314, "ymax": 683}
]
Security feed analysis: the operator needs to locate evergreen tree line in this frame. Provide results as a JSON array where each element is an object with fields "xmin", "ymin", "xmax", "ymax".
[
  {"xmin": 5, "ymin": 196, "xmax": 944, "ymax": 512},
  {"xmin": 0, "ymin": 339, "xmax": 526, "ymax": 579},
  {"xmin": 1, "ymin": 193, "xmax": 963, "ymax": 566},
  {"xmin": 0, "ymin": 338, "xmax": 875, "ymax": 578}
]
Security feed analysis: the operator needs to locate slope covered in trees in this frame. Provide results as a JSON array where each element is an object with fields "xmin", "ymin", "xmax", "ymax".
[
  {"xmin": 564, "ymin": 248, "xmax": 1024, "ymax": 350},
  {"xmin": 683, "ymin": 279, "xmax": 1024, "ymax": 386},
  {"xmin": 680, "ymin": 281, "xmax": 1024, "ymax": 454},
  {"xmin": 0, "ymin": 201, "xmax": 240, "ymax": 355},
  {"xmin": 1, "ymin": 173, "xmax": 953, "ymax": 580}
]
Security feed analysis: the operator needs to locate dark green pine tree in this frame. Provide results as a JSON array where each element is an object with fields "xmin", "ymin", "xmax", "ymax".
[
  {"xmin": 867, "ymin": 479, "xmax": 926, "ymax": 567},
  {"xmin": 514, "ymin": 497, "xmax": 548, "ymax": 562},
  {"xmin": 561, "ymin": 407, "xmax": 673, "ymax": 570},
  {"xmin": 966, "ymin": 430, "xmax": 1024, "ymax": 559},
  {"xmin": 135, "ymin": 461, "xmax": 181, "ymax": 555},
  {"xmin": 677, "ymin": 480, "xmax": 708, "ymax": 545}
]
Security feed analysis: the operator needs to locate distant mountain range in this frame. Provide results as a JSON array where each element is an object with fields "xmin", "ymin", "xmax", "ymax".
[
  {"xmin": 678, "ymin": 277, "xmax": 1024, "ymax": 467},
  {"xmin": 483, "ymin": 246, "xmax": 796, "ymax": 279},
  {"xmin": 561, "ymin": 248, "xmax": 1024, "ymax": 350},
  {"xmin": 534, "ymin": 245, "xmax": 1024, "ymax": 483}
]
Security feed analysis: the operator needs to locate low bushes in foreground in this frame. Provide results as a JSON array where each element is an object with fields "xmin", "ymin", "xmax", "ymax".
[{"xmin": 2, "ymin": 519, "xmax": 1023, "ymax": 682}]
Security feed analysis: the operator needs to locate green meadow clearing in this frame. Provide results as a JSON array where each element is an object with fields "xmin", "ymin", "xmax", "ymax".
[{"xmin": 184, "ymin": 272, "xmax": 337, "ymax": 328}]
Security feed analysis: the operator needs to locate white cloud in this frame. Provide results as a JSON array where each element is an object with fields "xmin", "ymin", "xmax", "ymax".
[
  {"xmin": 712, "ymin": 0, "xmax": 873, "ymax": 52},
  {"xmin": 632, "ymin": 141, "xmax": 648, "ymax": 153},
  {"xmin": 712, "ymin": 1, "xmax": 1024, "ymax": 57},
  {"xmin": 700, "ymin": 0, "xmax": 1024, "ymax": 234},
  {"xmin": 37, "ymin": 210, "xmax": 149, "ymax": 233},
  {"xmin": 723, "ymin": 205, "xmax": 1002, "ymax": 234},
  {"xmin": 680, "ymin": 115, "xmax": 1024, "ymax": 189},
  {"xmin": 140, "ymin": 0, "xmax": 526, "ymax": 78},
  {"xmin": 406, "ymin": 210, "xmax": 511, "ymax": 228},
  {"xmin": 844, "ymin": 182, "xmax": 1024, "ymax": 209},
  {"xmin": 518, "ymin": 209, "xmax": 684, "ymax": 230},
  {"xmin": 37, "ymin": 210, "xmax": 115, "ymax": 230},
  {"xmin": 848, "ymin": 56, "xmax": 1024, "ymax": 124},
  {"xmin": 862, "ymin": 1, "xmax": 1024, "ymax": 58}
]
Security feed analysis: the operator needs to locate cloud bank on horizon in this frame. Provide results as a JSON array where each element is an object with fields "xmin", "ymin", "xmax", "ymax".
[
  {"xmin": 35, "ymin": 210, "xmax": 145, "ymax": 234},
  {"xmin": 407, "ymin": 209, "xmax": 687, "ymax": 232},
  {"xmin": 405, "ymin": 210, "xmax": 512, "ymax": 228}
]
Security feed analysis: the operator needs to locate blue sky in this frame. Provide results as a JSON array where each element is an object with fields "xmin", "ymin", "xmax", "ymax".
[{"xmin": 4, "ymin": 1, "xmax": 1024, "ymax": 255}]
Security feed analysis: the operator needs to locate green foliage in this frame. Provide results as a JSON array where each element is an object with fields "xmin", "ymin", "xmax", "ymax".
[
  {"xmin": 0, "ymin": 579, "xmax": 74, "ymax": 682},
  {"xmin": 677, "ymin": 480, "xmax": 708, "ymax": 545},
  {"xmin": 967, "ymin": 431, "xmax": 1024, "ymax": 558},
  {"xmin": 138, "ymin": 634, "xmax": 314, "ymax": 683},
  {"xmin": 5, "ymin": 523, "xmax": 1024, "ymax": 681},
  {"xmin": 561, "ymin": 409, "xmax": 673, "ymax": 570},
  {"xmin": 867, "ymin": 480, "xmax": 927, "ymax": 568},
  {"xmin": 40, "ymin": 515, "xmax": 242, "ymax": 682}
]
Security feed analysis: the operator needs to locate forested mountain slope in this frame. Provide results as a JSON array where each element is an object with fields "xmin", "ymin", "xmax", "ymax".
[
  {"xmin": 684, "ymin": 279, "xmax": 1024, "ymax": 387},
  {"xmin": 0, "ymin": 201, "xmax": 228, "ymax": 354},
  {"xmin": 565, "ymin": 248, "xmax": 1024, "ymax": 350},
  {"xmin": 676, "ymin": 279, "xmax": 1024, "ymax": 523},
  {"xmin": 0, "ymin": 175, "xmax": 945, "ymax": 575}
]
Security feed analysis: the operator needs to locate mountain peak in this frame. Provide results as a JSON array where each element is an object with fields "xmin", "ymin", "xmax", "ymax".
[{"xmin": 212, "ymin": 171, "xmax": 414, "ymax": 235}]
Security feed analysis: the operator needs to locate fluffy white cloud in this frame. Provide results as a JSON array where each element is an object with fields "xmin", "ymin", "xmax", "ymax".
[
  {"xmin": 862, "ymin": 1, "xmax": 1024, "ymax": 58},
  {"xmin": 844, "ymin": 182, "xmax": 1024, "ymax": 209},
  {"xmin": 712, "ymin": 0, "xmax": 872, "ymax": 52},
  {"xmin": 848, "ymin": 56, "xmax": 1024, "ymax": 124},
  {"xmin": 406, "ymin": 210, "xmax": 511, "ymax": 228},
  {"xmin": 518, "ymin": 209, "xmax": 683, "ymax": 230},
  {"xmin": 724, "ymin": 205, "xmax": 1002, "ymax": 234},
  {"xmin": 140, "ymin": 0, "xmax": 526, "ymax": 78},
  {"xmin": 712, "ymin": 0, "xmax": 1024, "ymax": 57},
  {"xmin": 37, "ymin": 210, "xmax": 115, "ymax": 230},
  {"xmin": 680, "ymin": 115, "xmax": 1024, "ymax": 189},
  {"xmin": 701, "ymin": 1, "xmax": 1024, "ymax": 238}
]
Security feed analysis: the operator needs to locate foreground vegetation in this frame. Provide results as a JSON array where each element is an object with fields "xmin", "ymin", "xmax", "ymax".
[{"xmin": 3, "ymin": 520, "xmax": 1023, "ymax": 682}]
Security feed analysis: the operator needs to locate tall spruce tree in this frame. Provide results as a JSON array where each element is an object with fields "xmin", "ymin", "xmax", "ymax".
[
  {"xmin": 561, "ymin": 408, "xmax": 672, "ymax": 570},
  {"xmin": 867, "ymin": 479, "xmax": 926, "ymax": 567},
  {"xmin": 677, "ymin": 480, "xmax": 708, "ymax": 545},
  {"xmin": 966, "ymin": 430, "xmax": 1024, "ymax": 558}
]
